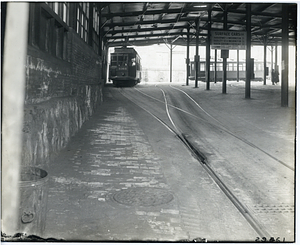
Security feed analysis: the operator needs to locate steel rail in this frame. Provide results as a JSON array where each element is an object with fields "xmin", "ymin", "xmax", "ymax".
[
  {"xmin": 135, "ymin": 85, "xmax": 294, "ymax": 171},
  {"xmin": 118, "ymin": 87, "xmax": 271, "ymax": 238},
  {"xmin": 169, "ymin": 85, "xmax": 294, "ymax": 171}
]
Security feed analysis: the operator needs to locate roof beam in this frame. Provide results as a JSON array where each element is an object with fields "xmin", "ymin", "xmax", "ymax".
[
  {"xmin": 102, "ymin": 6, "xmax": 196, "ymax": 19},
  {"xmin": 107, "ymin": 37, "xmax": 206, "ymax": 47},
  {"xmin": 103, "ymin": 16, "xmax": 276, "ymax": 30},
  {"xmin": 104, "ymin": 17, "xmax": 196, "ymax": 28},
  {"xmin": 100, "ymin": 3, "xmax": 296, "ymax": 46},
  {"xmin": 102, "ymin": 5, "xmax": 283, "ymax": 20},
  {"xmin": 106, "ymin": 24, "xmax": 189, "ymax": 36},
  {"xmin": 104, "ymin": 19, "xmax": 286, "ymax": 38},
  {"xmin": 107, "ymin": 31, "xmax": 198, "ymax": 40}
]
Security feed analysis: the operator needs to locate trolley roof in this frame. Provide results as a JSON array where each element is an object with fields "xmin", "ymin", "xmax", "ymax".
[
  {"xmin": 114, "ymin": 47, "xmax": 138, "ymax": 54},
  {"xmin": 97, "ymin": 2, "xmax": 297, "ymax": 47},
  {"xmin": 112, "ymin": 47, "xmax": 141, "ymax": 59}
]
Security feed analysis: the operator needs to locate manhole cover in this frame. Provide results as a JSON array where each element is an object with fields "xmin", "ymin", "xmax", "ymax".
[{"xmin": 110, "ymin": 187, "xmax": 174, "ymax": 207}]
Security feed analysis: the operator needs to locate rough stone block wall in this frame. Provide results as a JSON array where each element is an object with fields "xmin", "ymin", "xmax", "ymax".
[{"xmin": 22, "ymin": 29, "xmax": 103, "ymax": 169}]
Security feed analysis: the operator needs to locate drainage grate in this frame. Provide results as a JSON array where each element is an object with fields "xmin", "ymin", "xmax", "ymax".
[
  {"xmin": 109, "ymin": 187, "xmax": 174, "ymax": 207},
  {"xmin": 251, "ymin": 204, "xmax": 294, "ymax": 214}
]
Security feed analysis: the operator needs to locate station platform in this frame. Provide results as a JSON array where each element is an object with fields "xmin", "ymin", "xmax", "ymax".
[{"xmin": 42, "ymin": 80, "xmax": 296, "ymax": 242}]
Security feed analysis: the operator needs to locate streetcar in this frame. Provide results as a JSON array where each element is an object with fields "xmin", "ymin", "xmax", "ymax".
[
  {"xmin": 109, "ymin": 47, "xmax": 142, "ymax": 86},
  {"xmin": 189, "ymin": 59, "xmax": 270, "ymax": 82}
]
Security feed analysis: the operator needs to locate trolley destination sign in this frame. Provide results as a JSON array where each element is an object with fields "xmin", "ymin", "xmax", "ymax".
[{"xmin": 211, "ymin": 31, "xmax": 247, "ymax": 50}]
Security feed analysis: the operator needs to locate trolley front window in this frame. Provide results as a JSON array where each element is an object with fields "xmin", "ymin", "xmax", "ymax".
[
  {"xmin": 111, "ymin": 54, "xmax": 129, "ymax": 66},
  {"xmin": 118, "ymin": 55, "xmax": 128, "ymax": 66},
  {"xmin": 111, "ymin": 55, "xmax": 118, "ymax": 66}
]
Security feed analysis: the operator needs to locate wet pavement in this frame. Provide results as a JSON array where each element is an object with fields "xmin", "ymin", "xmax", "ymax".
[{"xmin": 43, "ymin": 80, "xmax": 295, "ymax": 242}]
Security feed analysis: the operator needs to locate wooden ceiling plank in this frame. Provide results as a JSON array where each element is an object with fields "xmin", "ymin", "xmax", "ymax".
[{"xmin": 100, "ymin": 3, "xmax": 296, "ymax": 46}]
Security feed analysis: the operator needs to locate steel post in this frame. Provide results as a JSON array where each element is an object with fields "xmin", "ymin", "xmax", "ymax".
[
  {"xmin": 245, "ymin": 4, "xmax": 251, "ymax": 99},
  {"xmin": 186, "ymin": 26, "xmax": 190, "ymax": 86},
  {"xmin": 263, "ymin": 38, "xmax": 267, "ymax": 85},
  {"xmin": 206, "ymin": 8, "xmax": 211, "ymax": 90},
  {"xmin": 195, "ymin": 17, "xmax": 200, "ymax": 88},
  {"xmin": 237, "ymin": 49, "xmax": 240, "ymax": 82},
  {"xmin": 214, "ymin": 49, "xmax": 217, "ymax": 83},
  {"xmin": 281, "ymin": 4, "xmax": 289, "ymax": 107},
  {"xmin": 170, "ymin": 43, "xmax": 173, "ymax": 83},
  {"xmin": 222, "ymin": 8, "xmax": 227, "ymax": 94}
]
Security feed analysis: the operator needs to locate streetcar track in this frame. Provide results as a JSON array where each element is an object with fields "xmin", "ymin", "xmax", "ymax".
[
  {"xmin": 134, "ymin": 86, "xmax": 201, "ymax": 120},
  {"xmin": 158, "ymin": 87, "xmax": 180, "ymax": 133},
  {"xmin": 134, "ymin": 85, "xmax": 293, "ymax": 171},
  {"xmin": 168, "ymin": 85, "xmax": 294, "ymax": 171},
  {"xmin": 118, "ymin": 87, "xmax": 271, "ymax": 238},
  {"xmin": 135, "ymin": 85, "xmax": 293, "ymax": 171}
]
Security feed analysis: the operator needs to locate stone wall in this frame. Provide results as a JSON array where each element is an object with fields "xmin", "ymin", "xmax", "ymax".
[{"xmin": 22, "ymin": 29, "xmax": 104, "ymax": 169}]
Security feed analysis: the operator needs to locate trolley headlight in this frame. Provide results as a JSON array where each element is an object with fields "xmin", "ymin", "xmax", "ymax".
[{"xmin": 122, "ymin": 73, "xmax": 125, "ymax": 76}]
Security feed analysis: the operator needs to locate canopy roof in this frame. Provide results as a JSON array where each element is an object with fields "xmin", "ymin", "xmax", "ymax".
[{"xmin": 98, "ymin": 2, "xmax": 297, "ymax": 47}]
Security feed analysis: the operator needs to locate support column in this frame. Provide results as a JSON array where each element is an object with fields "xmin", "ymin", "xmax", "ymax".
[
  {"xmin": 214, "ymin": 49, "xmax": 217, "ymax": 83},
  {"xmin": 186, "ymin": 26, "xmax": 190, "ymax": 86},
  {"xmin": 205, "ymin": 41, "xmax": 210, "ymax": 89},
  {"xmin": 206, "ymin": 8, "xmax": 211, "ymax": 90},
  {"xmin": 245, "ymin": 3, "xmax": 251, "ymax": 99},
  {"xmin": 103, "ymin": 42, "xmax": 109, "ymax": 83},
  {"xmin": 170, "ymin": 43, "xmax": 173, "ymax": 83},
  {"xmin": 271, "ymin": 45, "xmax": 274, "ymax": 81},
  {"xmin": 263, "ymin": 37, "xmax": 267, "ymax": 85},
  {"xmin": 237, "ymin": 49, "xmax": 240, "ymax": 82},
  {"xmin": 222, "ymin": 50, "xmax": 228, "ymax": 93},
  {"xmin": 275, "ymin": 41, "xmax": 278, "ymax": 74},
  {"xmin": 281, "ymin": 4, "xmax": 289, "ymax": 107},
  {"xmin": 195, "ymin": 17, "xmax": 200, "ymax": 88},
  {"xmin": 222, "ymin": 8, "xmax": 228, "ymax": 94}
]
